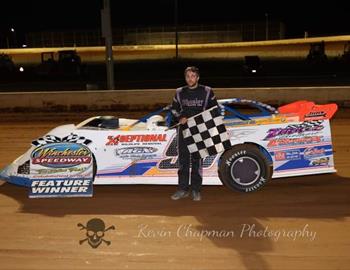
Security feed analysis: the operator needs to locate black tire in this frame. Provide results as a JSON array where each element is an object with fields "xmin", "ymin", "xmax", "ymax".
[
  {"xmin": 92, "ymin": 154, "xmax": 97, "ymax": 180},
  {"xmin": 218, "ymin": 144, "xmax": 272, "ymax": 192}
]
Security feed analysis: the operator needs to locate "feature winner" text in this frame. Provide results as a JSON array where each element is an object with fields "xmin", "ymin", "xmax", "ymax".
[{"xmin": 31, "ymin": 179, "xmax": 92, "ymax": 194}]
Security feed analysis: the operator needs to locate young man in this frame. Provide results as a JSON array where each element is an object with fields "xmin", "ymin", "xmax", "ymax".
[{"xmin": 170, "ymin": 66, "xmax": 218, "ymax": 201}]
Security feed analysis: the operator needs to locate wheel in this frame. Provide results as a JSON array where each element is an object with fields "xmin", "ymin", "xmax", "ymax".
[
  {"xmin": 92, "ymin": 154, "xmax": 97, "ymax": 180},
  {"xmin": 218, "ymin": 144, "xmax": 272, "ymax": 192}
]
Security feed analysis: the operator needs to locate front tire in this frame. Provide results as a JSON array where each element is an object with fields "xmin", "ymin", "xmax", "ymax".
[
  {"xmin": 218, "ymin": 144, "xmax": 272, "ymax": 192},
  {"xmin": 92, "ymin": 154, "xmax": 97, "ymax": 180}
]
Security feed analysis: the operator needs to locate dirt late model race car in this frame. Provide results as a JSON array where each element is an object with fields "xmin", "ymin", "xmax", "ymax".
[{"xmin": 0, "ymin": 98, "xmax": 338, "ymax": 198}]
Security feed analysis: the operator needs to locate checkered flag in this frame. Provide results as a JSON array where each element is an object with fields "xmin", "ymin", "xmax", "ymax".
[
  {"xmin": 61, "ymin": 134, "xmax": 92, "ymax": 145},
  {"xmin": 182, "ymin": 105, "xmax": 232, "ymax": 159},
  {"xmin": 32, "ymin": 134, "xmax": 92, "ymax": 146},
  {"xmin": 31, "ymin": 135, "xmax": 61, "ymax": 146}
]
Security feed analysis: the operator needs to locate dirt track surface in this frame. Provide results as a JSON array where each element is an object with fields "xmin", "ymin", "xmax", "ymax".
[{"xmin": 0, "ymin": 112, "xmax": 349, "ymax": 270}]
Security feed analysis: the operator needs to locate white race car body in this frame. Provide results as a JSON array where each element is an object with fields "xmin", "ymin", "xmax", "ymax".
[{"xmin": 0, "ymin": 99, "xmax": 337, "ymax": 193}]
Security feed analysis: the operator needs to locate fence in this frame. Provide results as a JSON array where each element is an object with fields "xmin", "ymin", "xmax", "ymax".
[{"xmin": 24, "ymin": 22, "xmax": 285, "ymax": 48}]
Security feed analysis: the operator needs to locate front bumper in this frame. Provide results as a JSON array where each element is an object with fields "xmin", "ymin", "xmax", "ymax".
[
  {"xmin": 0, "ymin": 165, "xmax": 31, "ymax": 187},
  {"xmin": 0, "ymin": 166, "xmax": 9, "ymax": 180}
]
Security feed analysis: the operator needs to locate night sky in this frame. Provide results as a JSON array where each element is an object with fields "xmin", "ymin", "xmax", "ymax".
[{"xmin": 1, "ymin": 0, "xmax": 349, "ymax": 39}]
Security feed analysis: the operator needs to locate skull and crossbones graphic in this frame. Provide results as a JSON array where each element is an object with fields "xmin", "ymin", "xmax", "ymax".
[{"xmin": 78, "ymin": 218, "xmax": 115, "ymax": 248}]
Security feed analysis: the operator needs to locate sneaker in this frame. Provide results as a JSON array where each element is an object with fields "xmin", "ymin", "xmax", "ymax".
[
  {"xmin": 191, "ymin": 190, "xmax": 201, "ymax": 201},
  {"xmin": 171, "ymin": 190, "xmax": 190, "ymax": 200}
]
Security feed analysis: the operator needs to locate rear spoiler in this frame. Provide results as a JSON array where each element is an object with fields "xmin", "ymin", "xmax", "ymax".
[{"xmin": 278, "ymin": 100, "xmax": 338, "ymax": 121}]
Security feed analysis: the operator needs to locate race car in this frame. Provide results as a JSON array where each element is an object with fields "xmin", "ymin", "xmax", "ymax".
[{"xmin": 0, "ymin": 98, "xmax": 338, "ymax": 197}]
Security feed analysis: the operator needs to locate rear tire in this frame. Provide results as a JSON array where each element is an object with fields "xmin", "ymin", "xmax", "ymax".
[{"xmin": 218, "ymin": 144, "xmax": 272, "ymax": 192}]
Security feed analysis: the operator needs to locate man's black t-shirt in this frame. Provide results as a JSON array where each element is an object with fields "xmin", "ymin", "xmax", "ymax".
[{"xmin": 171, "ymin": 84, "xmax": 219, "ymax": 122}]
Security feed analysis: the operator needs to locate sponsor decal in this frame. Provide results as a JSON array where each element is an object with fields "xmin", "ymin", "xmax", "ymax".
[
  {"xmin": 275, "ymin": 150, "xmax": 301, "ymax": 161},
  {"xmin": 310, "ymin": 157, "xmax": 330, "ymax": 166},
  {"xmin": 267, "ymin": 136, "xmax": 322, "ymax": 147},
  {"xmin": 158, "ymin": 136, "xmax": 217, "ymax": 170},
  {"xmin": 31, "ymin": 168, "xmax": 90, "ymax": 180},
  {"xmin": 225, "ymin": 150, "xmax": 247, "ymax": 166},
  {"xmin": 225, "ymin": 120, "xmax": 257, "ymax": 127},
  {"xmin": 106, "ymin": 134, "xmax": 167, "ymax": 146},
  {"xmin": 116, "ymin": 146, "xmax": 158, "ymax": 160},
  {"xmin": 182, "ymin": 98, "xmax": 204, "ymax": 107},
  {"xmin": 32, "ymin": 134, "xmax": 92, "ymax": 147},
  {"xmin": 225, "ymin": 117, "xmax": 286, "ymax": 127},
  {"xmin": 29, "ymin": 178, "xmax": 93, "ymax": 198},
  {"xmin": 228, "ymin": 129, "xmax": 256, "ymax": 140},
  {"xmin": 304, "ymin": 147, "xmax": 326, "ymax": 159},
  {"xmin": 31, "ymin": 163, "xmax": 92, "ymax": 180},
  {"xmin": 264, "ymin": 121, "xmax": 324, "ymax": 140},
  {"xmin": 31, "ymin": 143, "xmax": 92, "ymax": 168},
  {"xmin": 305, "ymin": 111, "xmax": 326, "ymax": 119},
  {"xmin": 254, "ymin": 117, "xmax": 287, "ymax": 125},
  {"xmin": 244, "ymin": 177, "xmax": 266, "ymax": 192},
  {"xmin": 36, "ymin": 167, "xmax": 86, "ymax": 175}
]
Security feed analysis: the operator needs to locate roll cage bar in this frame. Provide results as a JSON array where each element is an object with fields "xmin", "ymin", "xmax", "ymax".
[{"xmin": 137, "ymin": 98, "xmax": 278, "ymax": 127}]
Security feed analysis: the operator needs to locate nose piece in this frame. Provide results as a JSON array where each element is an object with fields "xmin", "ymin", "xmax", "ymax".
[
  {"xmin": 0, "ymin": 165, "xmax": 31, "ymax": 187},
  {"xmin": 0, "ymin": 166, "xmax": 10, "ymax": 180}
]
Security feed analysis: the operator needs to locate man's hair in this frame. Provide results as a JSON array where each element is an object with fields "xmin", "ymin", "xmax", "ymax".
[{"xmin": 184, "ymin": 66, "xmax": 200, "ymax": 77}]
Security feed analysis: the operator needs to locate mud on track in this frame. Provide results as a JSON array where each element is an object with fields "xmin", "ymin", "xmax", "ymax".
[{"xmin": 0, "ymin": 111, "xmax": 349, "ymax": 270}]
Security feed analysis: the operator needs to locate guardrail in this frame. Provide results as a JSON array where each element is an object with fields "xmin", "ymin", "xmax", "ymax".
[
  {"xmin": 0, "ymin": 86, "xmax": 349, "ymax": 112},
  {"xmin": 1, "ymin": 35, "xmax": 350, "ymax": 64}
]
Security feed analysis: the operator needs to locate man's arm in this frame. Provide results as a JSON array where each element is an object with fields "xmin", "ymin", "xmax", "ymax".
[
  {"xmin": 171, "ymin": 89, "xmax": 187, "ymax": 124},
  {"xmin": 206, "ymin": 88, "xmax": 219, "ymax": 109},
  {"xmin": 204, "ymin": 87, "xmax": 223, "ymax": 116}
]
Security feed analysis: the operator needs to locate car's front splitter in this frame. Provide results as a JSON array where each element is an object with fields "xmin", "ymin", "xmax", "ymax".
[{"xmin": 0, "ymin": 166, "xmax": 31, "ymax": 187}]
